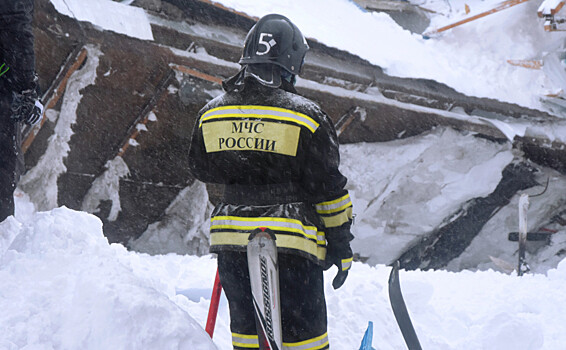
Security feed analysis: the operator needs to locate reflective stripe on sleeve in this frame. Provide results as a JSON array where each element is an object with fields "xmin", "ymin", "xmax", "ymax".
[
  {"xmin": 315, "ymin": 194, "xmax": 353, "ymax": 228},
  {"xmin": 199, "ymin": 105, "xmax": 320, "ymax": 133},
  {"xmin": 318, "ymin": 206, "xmax": 353, "ymax": 228},
  {"xmin": 232, "ymin": 333, "xmax": 259, "ymax": 349},
  {"xmin": 315, "ymin": 194, "xmax": 352, "ymax": 214},
  {"xmin": 283, "ymin": 332, "xmax": 329, "ymax": 350},
  {"xmin": 341, "ymin": 257, "xmax": 353, "ymax": 271}
]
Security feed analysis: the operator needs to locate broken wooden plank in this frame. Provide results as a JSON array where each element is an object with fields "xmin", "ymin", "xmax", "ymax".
[
  {"xmin": 170, "ymin": 64, "xmax": 223, "ymax": 85},
  {"xmin": 336, "ymin": 107, "xmax": 366, "ymax": 136},
  {"xmin": 538, "ymin": 0, "xmax": 565, "ymax": 17},
  {"xmin": 22, "ymin": 45, "xmax": 88, "ymax": 153},
  {"xmin": 424, "ymin": 0, "xmax": 531, "ymax": 36},
  {"xmin": 507, "ymin": 59, "xmax": 543, "ymax": 69}
]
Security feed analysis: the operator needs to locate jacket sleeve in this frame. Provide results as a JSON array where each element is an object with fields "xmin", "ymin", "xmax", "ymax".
[
  {"xmin": 0, "ymin": 0, "xmax": 37, "ymax": 93},
  {"xmin": 302, "ymin": 107, "xmax": 353, "ymax": 243}
]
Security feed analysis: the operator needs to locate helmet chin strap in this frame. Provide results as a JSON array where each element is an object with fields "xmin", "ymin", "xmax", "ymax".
[{"xmin": 281, "ymin": 70, "xmax": 296, "ymax": 86}]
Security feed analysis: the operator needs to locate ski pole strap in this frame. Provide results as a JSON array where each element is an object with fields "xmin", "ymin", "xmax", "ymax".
[{"xmin": 0, "ymin": 63, "xmax": 9, "ymax": 77}]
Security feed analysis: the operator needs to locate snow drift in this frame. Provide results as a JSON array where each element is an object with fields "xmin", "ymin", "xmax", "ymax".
[{"xmin": 2, "ymin": 205, "xmax": 566, "ymax": 349}]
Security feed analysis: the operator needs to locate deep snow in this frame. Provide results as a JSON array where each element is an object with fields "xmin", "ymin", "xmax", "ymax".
[{"xmin": 2, "ymin": 205, "xmax": 566, "ymax": 349}]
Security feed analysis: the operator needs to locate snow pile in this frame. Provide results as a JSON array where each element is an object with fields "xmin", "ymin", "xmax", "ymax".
[
  {"xmin": 2, "ymin": 205, "xmax": 566, "ymax": 349},
  {"xmin": 331, "ymin": 261, "xmax": 566, "ymax": 350},
  {"xmin": 0, "ymin": 207, "xmax": 216, "ymax": 350}
]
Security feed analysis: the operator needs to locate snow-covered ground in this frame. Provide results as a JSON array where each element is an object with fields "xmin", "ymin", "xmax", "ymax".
[
  {"xmin": 2, "ymin": 205, "xmax": 566, "ymax": 349},
  {"xmin": 2, "ymin": 0, "xmax": 566, "ymax": 348}
]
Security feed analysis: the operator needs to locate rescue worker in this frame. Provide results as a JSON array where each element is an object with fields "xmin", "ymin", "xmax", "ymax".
[
  {"xmin": 0, "ymin": 0, "xmax": 43, "ymax": 222},
  {"xmin": 189, "ymin": 14, "xmax": 353, "ymax": 349}
]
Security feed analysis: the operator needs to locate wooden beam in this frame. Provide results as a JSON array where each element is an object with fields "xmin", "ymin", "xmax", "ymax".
[
  {"xmin": 117, "ymin": 70, "xmax": 176, "ymax": 157},
  {"xmin": 170, "ymin": 64, "xmax": 223, "ymax": 85},
  {"xmin": 507, "ymin": 59, "xmax": 543, "ymax": 69},
  {"xmin": 538, "ymin": 0, "xmax": 565, "ymax": 17},
  {"xmin": 424, "ymin": 0, "xmax": 531, "ymax": 36},
  {"xmin": 22, "ymin": 46, "xmax": 88, "ymax": 153}
]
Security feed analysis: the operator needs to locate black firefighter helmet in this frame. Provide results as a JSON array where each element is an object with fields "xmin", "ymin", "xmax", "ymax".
[{"xmin": 223, "ymin": 14, "xmax": 309, "ymax": 90}]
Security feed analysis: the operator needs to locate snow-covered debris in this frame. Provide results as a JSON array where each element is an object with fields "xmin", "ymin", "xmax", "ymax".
[
  {"xmin": 130, "ymin": 180, "xmax": 213, "ymax": 256},
  {"xmin": 82, "ymin": 156, "xmax": 131, "ymax": 221},
  {"xmin": 18, "ymin": 45, "xmax": 101, "ymax": 211},
  {"xmin": 50, "ymin": 0, "xmax": 154, "ymax": 41},
  {"xmin": 342, "ymin": 127, "xmax": 514, "ymax": 265}
]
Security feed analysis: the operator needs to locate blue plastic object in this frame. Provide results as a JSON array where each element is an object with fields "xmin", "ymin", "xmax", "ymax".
[{"xmin": 359, "ymin": 321, "xmax": 376, "ymax": 350}]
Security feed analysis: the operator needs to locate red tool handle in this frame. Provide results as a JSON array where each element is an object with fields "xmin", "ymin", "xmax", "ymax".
[{"xmin": 205, "ymin": 268, "xmax": 222, "ymax": 338}]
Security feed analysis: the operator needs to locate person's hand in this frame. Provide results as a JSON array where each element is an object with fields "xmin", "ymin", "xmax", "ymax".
[
  {"xmin": 324, "ymin": 240, "xmax": 353, "ymax": 289},
  {"xmin": 11, "ymin": 89, "xmax": 44, "ymax": 126}
]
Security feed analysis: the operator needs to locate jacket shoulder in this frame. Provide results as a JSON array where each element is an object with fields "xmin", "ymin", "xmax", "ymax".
[
  {"xmin": 274, "ymin": 90, "xmax": 328, "ymax": 121},
  {"xmin": 198, "ymin": 93, "xmax": 229, "ymax": 116}
]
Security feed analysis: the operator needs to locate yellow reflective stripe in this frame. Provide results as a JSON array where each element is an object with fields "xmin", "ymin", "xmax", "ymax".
[
  {"xmin": 211, "ymin": 231, "xmax": 327, "ymax": 261},
  {"xmin": 231, "ymin": 332, "xmax": 329, "ymax": 350},
  {"xmin": 315, "ymin": 194, "xmax": 352, "ymax": 214},
  {"xmin": 283, "ymin": 332, "xmax": 329, "ymax": 350},
  {"xmin": 232, "ymin": 333, "xmax": 259, "ymax": 348},
  {"xmin": 211, "ymin": 216, "xmax": 323, "ymax": 244},
  {"xmin": 233, "ymin": 333, "xmax": 259, "ymax": 339},
  {"xmin": 200, "ymin": 105, "xmax": 319, "ymax": 133},
  {"xmin": 316, "ymin": 193, "xmax": 350, "ymax": 207},
  {"xmin": 319, "ymin": 207, "xmax": 353, "ymax": 228},
  {"xmin": 341, "ymin": 257, "xmax": 353, "ymax": 271}
]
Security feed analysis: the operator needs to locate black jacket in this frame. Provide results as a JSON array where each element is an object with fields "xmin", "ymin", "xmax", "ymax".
[
  {"xmin": 0, "ymin": 0, "xmax": 36, "ymax": 97},
  {"xmin": 0, "ymin": 0, "xmax": 35, "ymax": 220},
  {"xmin": 189, "ymin": 78, "xmax": 353, "ymax": 264}
]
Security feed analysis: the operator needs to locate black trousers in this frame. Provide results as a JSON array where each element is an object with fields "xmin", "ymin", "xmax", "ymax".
[
  {"xmin": 0, "ymin": 93, "xmax": 23, "ymax": 222},
  {"xmin": 218, "ymin": 251, "xmax": 329, "ymax": 349}
]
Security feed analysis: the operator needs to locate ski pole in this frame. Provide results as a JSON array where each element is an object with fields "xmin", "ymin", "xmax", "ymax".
[
  {"xmin": 517, "ymin": 194, "xmax": 530, "ymax": 276},
  {"xmin": 206, "ymin": 268, "xmax": 222, "ymax": 338}
]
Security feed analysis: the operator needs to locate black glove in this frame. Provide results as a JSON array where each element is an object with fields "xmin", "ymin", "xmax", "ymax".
[
  {"xmin": 324, "ymin": 237, "xmax": 353, "ymax": 289},
  {"xmin": 11, "ymin": 89, "xmax": 44, "ymax": 126}
]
